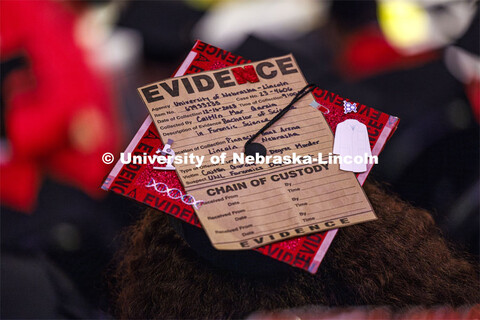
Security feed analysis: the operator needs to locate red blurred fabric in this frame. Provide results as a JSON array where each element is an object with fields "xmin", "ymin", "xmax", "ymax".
[
  {"xmin": 338, "ymin": 25, "xmax": 438, "ymax": 80},
  {"xmin": 1, "ymin": 0, "xmax": 121, "ymax": 212},
  {"xmin": 466, "ymin": 79, "xmax": 480, "ymax": 123},
  {"xmin": 250, "ymin": 304, "xmax": 480, "ymax": 320}
]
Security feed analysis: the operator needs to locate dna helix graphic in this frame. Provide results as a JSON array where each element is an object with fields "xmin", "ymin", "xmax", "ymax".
[{"xmin": 146, "ymin": 178, "xmax": 204, "ymax": 209}]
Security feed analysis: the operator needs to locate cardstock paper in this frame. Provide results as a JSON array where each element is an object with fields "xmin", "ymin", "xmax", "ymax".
[
  {"xmin": 139, "ymin": 54, "xmax": 377, "ymax": 250},
  {"xmin": 333, "ymin": 119, "xmax": 372, "ymax": 173}
]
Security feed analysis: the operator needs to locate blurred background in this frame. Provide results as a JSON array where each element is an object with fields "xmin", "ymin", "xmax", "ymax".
[{"xmin": 1, "ymin": 0, "xmax": 478, "ymax": 318}]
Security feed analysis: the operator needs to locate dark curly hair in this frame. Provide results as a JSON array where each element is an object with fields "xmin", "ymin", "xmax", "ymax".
[{"xmin": 111, "ymin": 181, "xmax": 480, "ymax": 319}]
